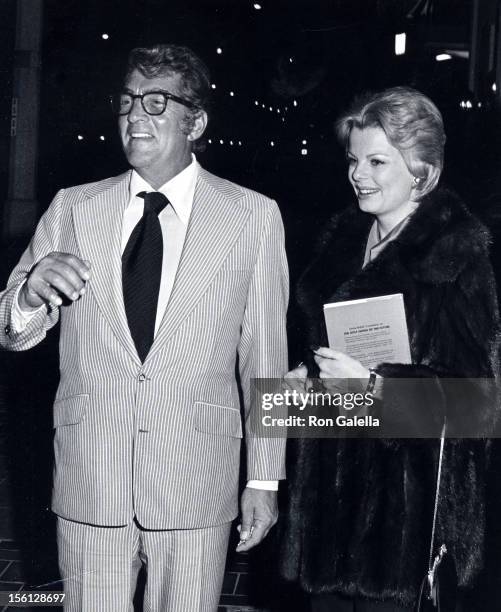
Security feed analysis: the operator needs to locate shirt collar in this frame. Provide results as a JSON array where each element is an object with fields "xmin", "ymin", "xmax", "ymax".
[
  {"xmin": 128, "ymin": 154, "xmax": 198, "ymax": 225},
  {"xmin": 363, "ymin": 214, "xmax": 412, "ymax": 267}
]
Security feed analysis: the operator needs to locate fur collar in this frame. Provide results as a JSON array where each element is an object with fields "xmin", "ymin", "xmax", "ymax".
[{"xmin": 297, "ymin": 186, "xmax": 490, "ymax": 315}]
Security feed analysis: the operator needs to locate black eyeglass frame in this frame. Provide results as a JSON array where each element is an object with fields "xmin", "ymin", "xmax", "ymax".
[{"xmin": 110, "ymin": 90, "xmax": 198, "ymax": 116}]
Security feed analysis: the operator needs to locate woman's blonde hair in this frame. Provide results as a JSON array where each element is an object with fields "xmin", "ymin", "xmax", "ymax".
[{"xmin": 336, "ymin": 86, "xmax": 446, "ymax": 197}]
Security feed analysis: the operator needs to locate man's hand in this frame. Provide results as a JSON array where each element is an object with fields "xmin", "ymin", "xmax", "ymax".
[
  {"xmin": 19, "ymin": 252, "xmax": 91, "ymax": 311},
  {"xmin": 236, "ymin": 487, "xmax": 278, "ymax": 552}
]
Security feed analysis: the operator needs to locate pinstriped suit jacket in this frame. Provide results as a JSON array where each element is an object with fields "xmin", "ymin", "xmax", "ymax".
[{"xmin": 0, "ymin": 165, "xmax": 288, "ymax": 529}]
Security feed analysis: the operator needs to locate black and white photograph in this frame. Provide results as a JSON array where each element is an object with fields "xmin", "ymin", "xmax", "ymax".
[{"xmin": 1, "ymin": 1, "xmax": 501, "ymax": 610}]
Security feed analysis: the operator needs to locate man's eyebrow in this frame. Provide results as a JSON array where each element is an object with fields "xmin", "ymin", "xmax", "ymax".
[{"xmin": 121, "ymin": 87, "xmax": 174, "ymax": 95}]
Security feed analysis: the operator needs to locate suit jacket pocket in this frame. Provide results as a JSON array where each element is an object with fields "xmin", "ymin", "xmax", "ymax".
[
  {"xmin": 194, "ymin": 401, "xmax": 243, "ymax": 438},
  {"xmin": 53, "ymin": 394, "xmax": 89, "ymax": 428}
]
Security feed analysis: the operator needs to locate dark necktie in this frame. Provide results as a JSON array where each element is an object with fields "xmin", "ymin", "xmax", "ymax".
[{"xmin": 122, "ymin": 191, "xmax": 169, "ymax": 362}]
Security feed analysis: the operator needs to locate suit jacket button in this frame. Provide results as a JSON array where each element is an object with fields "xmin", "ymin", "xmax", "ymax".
[
  {"xmin": 138, "ymin": 373, "xmax": 146, "ymax": 382},
  {"xmin": 4, "ymin": 325, "xmax": 11, "ymax": 335}
]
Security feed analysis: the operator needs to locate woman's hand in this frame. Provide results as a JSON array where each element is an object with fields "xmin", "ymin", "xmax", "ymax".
[
  {"xmin": 283, "ymin": 363, "xmax": 309, "ymax": 395},
  {"xmin": 313, "ymin": 346, "xmax": 370, "ymax": 384}
]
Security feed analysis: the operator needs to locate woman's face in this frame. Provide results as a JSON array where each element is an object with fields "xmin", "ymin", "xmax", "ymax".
[{"xmin": 347, "ymin": 126, "xmax": 418, "ymax": 231}]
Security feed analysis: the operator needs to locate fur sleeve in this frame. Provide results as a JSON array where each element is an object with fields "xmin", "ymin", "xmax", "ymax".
[{"xmin": 377, "ymin": 247, "xmax": 500, "ymax": 438}]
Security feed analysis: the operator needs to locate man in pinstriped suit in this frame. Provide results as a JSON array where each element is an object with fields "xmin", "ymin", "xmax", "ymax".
[{"xmin": 0, "ymin": 44, "xmax": 288, "ymax": 611}]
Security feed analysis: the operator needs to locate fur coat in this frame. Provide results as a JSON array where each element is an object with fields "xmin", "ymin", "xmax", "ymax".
[{"xmin": 280, "ymin": 187, "xmax": 500, "ymax": 607}]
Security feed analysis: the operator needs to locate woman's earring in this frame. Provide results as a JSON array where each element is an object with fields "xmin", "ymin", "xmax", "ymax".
[{"xmin": 413, "ymin": 176, "xmax": 421, "ymax": 186}]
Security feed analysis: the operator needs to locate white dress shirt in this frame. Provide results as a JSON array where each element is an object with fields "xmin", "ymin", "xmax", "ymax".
[
  {"xmin": 363, "ymin": 215, "xmax": 411, "ymax": 268},
  {"xmin": 12, "ymin": 155, "xmax": 276, "ymax": 491},
  {"xmin": 125, "ymin": 160, "xmax": 196, "ymax": 333}
]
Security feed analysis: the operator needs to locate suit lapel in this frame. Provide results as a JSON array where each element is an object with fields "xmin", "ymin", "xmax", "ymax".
[
  {"xmin": 73, "ymin": 171, "xmax": 141, "ymax": 364},
  {"xmin": 148, "ymin": 171, "xmax": 251, "ymax": 359}
]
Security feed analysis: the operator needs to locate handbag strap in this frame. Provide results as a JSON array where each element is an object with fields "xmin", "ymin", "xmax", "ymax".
[{"xmin": 428, "ymin": 420, "xmax": 446, "ymax": 571}]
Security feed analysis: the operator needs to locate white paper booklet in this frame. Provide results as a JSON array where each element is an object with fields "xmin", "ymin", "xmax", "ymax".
[{"xmin": 323, "ymin": 293, "xmax": 411, "ymax": 368}]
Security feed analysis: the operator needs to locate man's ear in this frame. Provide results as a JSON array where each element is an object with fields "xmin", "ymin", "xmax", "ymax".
[{"xmin": 187, "ymin": 110, "xmax": 208, "ymax": 141}]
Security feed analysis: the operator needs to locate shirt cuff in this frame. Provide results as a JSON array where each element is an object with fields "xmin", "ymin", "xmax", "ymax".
[
  {"xmin": 11, "ymin": 282, "xmax": 45, "ymax": 333},
  {"xmin": 246, "ymin": 480, "xmax": 279, "ymax": 491}
]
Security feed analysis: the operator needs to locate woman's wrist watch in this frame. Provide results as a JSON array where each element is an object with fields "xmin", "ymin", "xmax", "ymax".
[{"xmin": 365, "ymin": 368, "xmax": 377, "ymax": 394}]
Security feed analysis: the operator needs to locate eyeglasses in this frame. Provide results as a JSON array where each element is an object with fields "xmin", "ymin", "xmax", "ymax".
[{"xmin": 110, "ymin": 91, "xmax": 197, "ymax": 116}]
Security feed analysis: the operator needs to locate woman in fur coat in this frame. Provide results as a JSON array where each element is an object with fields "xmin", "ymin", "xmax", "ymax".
[{"xmin": 280, "ymin": 87, "xmax": 500, "ymax": 611}]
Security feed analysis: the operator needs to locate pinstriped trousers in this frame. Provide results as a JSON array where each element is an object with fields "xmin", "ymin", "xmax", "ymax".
[{"xmin": 57, "ymin": 517, "xmax": 231, "ymax": 612}]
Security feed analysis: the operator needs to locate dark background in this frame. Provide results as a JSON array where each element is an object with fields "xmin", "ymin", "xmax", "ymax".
[
  {"xmin": 3, "ymin": 0, "xmax": 501, "ymax": 272},
  {"xmin": 2, "ymin": 1, "xmax": 501, "ymax": 275}
]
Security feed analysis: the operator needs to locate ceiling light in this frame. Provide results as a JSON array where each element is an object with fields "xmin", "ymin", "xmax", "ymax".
[{"xmin": 395, "ymin": 33, "xmax": 406, "ymax": 56}]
